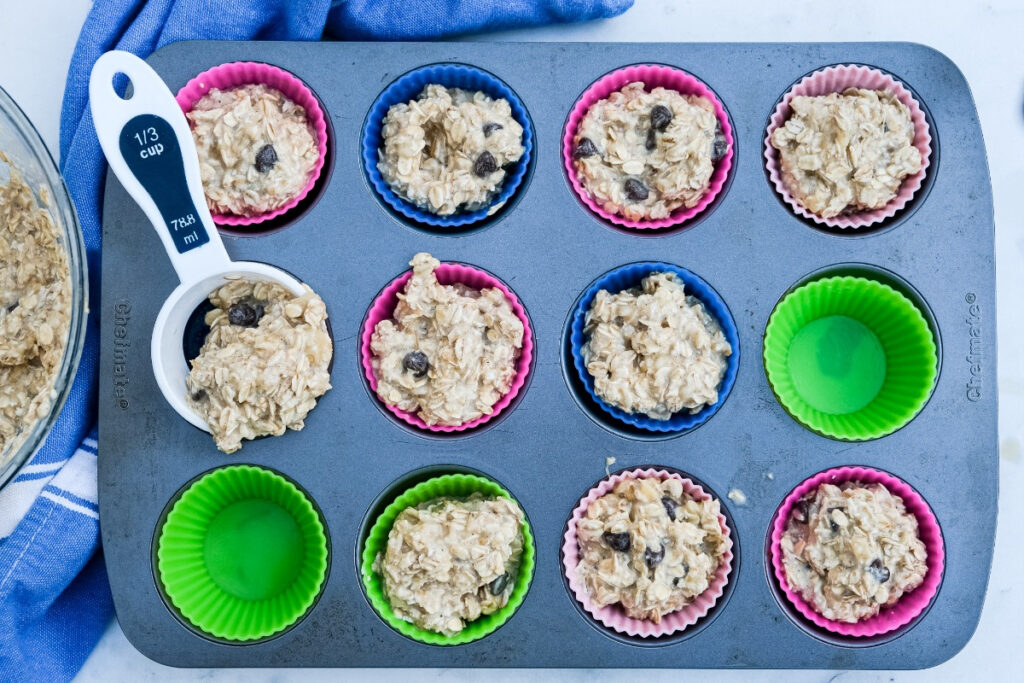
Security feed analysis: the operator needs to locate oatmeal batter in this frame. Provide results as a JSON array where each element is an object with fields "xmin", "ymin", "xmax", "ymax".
[
  {"xmin": 187, "ymin": 84, "xmax": 320, "ymax": 216},
  {"xmin": 582, "ymin": 272, "xmax": 731, "ymax": 419},
  {"xmin": 781, "ymin": 482, "xmax": 928, "ymax": 623},
  {"xmin": 770, "ymin": 89, "xmax": 923, "ymax": 218},
  {"xmin": 374, "ymin": 493, "xmax": 525, "ymax": 636},
  {"xmin": 186, "ymin": 279, "xmax": 332, "ymax": 454},
  {"xmin": 377, "ymin": 84, "xmax": 525, "ymax": 216},
  {"xmin": 573, "ymin": 82, "xmax": 728, "ymax": 221},
  {"xmin": 0, "ymin": 160, "xmax": 71, "ymax": 464},
  {"xmin": 371, "ymin": 252, "xmax": 524, "ymax": 427},
  {"xmin": 576, "ymin": 476, "xmax": 728, "ymax": 623}
]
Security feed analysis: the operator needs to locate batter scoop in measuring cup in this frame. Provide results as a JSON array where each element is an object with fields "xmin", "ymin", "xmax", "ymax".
[{"xmin": 186, "ymin": 278, "xmax": 332, "ymax": 453}]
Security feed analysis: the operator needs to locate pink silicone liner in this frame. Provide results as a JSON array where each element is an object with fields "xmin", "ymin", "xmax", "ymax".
[
  {"xmin": 764, "ymin": 64, "xmax": 932, "ymax": 230},
  {"xmin": 769, "ymin": 466, "xmax": 945, "ymax": 638},
  {"xmin": 561, "ymin": 468, "xmax": 734, "ymax": 638},
  {"xmin": 562, "ymin": 64, "xmax": 735, "ymax": 230},
  {"xmin": 175, "ymin": 61, "xmax": 329, "ymax": 227},
  {"xmin": 360, "ymin": 262, "xmax": 534, "ymax": 433}
]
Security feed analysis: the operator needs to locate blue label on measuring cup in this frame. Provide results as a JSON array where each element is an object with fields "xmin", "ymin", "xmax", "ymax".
[{"xmin": 118, "ymin": 114, "xmax": 209, "ymax": 254}]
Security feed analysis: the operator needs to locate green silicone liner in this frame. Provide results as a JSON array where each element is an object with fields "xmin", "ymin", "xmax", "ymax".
[
  {"xmin": 360, "ymin": 473, "xmax": 536, "ymax": 645},
  {"xmin": 156, "ymin": 465, "xmax": 329, "ymax": 642},
  {"xmin": 763, "ymin": 275, "xmax": 938, "ymax": 440}
]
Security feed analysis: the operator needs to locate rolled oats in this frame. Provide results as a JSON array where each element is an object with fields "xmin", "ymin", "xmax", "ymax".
[
  {"xmin": 582, "ymin": 272, "xmax": 731, "ymax": 420},
  {"xmin": 371, "ymin": 252, "xmax": 524, "ymax": 427},
  {"xmin": 576, "ymin": 477, "xmax": 728, "ymax": 623},
  {"xmin": 573, "ymin": 82, "xmax": 726, "ymax": 221},
  {"xmin": 186, "ymin": 279, "xmax": 332, "ymax": 454},
  {"xmin": 770, "ymin": 88, "xmax": 923, "ymax": 218},
  {"xmin": 374, "ymin": 493, "xmax": 525, "ymax": 636},
  {"xmin": 781, "ymin": 482, "xmax": 928, "ymax": 623},
  {"xmin": 377, "ymin": 84, "xmax": 524, "ymax": 216},
  {"xmin": 188, "ymin": 84, "xmax": 320, "ymax": 217}
]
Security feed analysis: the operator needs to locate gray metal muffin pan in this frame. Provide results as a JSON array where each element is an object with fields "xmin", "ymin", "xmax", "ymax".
[{"xmin": 98, "ymin": 41, "xmax": 997, "ymax": 669}]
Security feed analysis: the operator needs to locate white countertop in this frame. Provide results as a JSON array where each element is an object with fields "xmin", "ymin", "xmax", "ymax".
[{"xmin": 1, "ymin": 0, "xmax": 1021, "ymax": 680}]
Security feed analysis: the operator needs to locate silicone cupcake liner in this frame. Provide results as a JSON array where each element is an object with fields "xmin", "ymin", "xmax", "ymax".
[
  {"xmin": 360, "ymin": 472, "xmax": 536, "ymax": 645},
  {"xmin": 769, "ymin": 466, "xmax": 945, "ymax": 638},
  {"xmin": 156, "ymin": 465, "xmax": 329, "ymax": 642},
  {"xmin": 361, "ymin": 63, "xmax": 534, "ymax": 229},
  {"xmin": 763, "ymin": 275, "xmax": 937, "ymax": 441},
  {"xmin": 175, "ymin": 61, "xmax": 329, "ymax": 227},
  {"xmin": 563, "ymin": 64, "xmax": 735, "ymax": 230},
  {"xmin": 360, "ymin": 260, "xmax": 534, "ymax": 433},
  {"xmin": 561, "ymin": 468, "xmax": 734, "ymax": 638},
  {"xmin": 764, "ymin": 64, "xmax": 932, "ymax": 229},
  {"xmin": 569, "ymin": 262, "xmax": 739, "ymax": 433}
]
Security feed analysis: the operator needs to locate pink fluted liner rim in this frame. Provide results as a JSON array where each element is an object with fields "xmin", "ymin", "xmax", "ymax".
[
  {"xmin": 360, "ymin": 262, "xmax": 534, "ymax": 433},
  {"xmin": 562, "ymin": 64, "xmax": 735, "ymax": 230},
  {"xmin": 769, "ymin": 466, "xmax": 945, "ymax": 638},
  {"xmin": 763, "ymin": 64, "xmax": 932, "ymax": 229},
  {"xmin": 176, "ymin": 61, "xmax": 329, "ymax": 227},
  {"xmin": 561, "ymin": 468, "xmax": 734, "ymax": 638}
]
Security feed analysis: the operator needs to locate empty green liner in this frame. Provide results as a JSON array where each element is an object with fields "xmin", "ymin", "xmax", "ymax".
[
  {"xmin": 156, "ymin": 465, "xmax": 329, "ymax": 642},
  {"xmin": 360, "ymin": 473, "xmax": 536, "ymax": 645},
  {"xmin": 763, "ymin": 276, "xmax": 937, "ymax": 440}
]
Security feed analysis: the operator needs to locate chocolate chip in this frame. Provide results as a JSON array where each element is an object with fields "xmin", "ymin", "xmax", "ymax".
[
  {"xmin": 827, "ymin": 506, "xmax": 845, "ymax": 533},
  {"xmin": 227, "ymin": 302, "xmax": 262, "ymax": 327},
  {"xmin": 574, "ymin": 137, "xmax": 598, "ymax": 159},
  {"xmin": 650, "ymin": 104, "xmax": 673, "ymax": 131},
  {"xmin": 711, "ymin": 125, "xmax": 728, "ymax": 162},
  {"xmin": 644, "ymin": 544, "xmax": 665, "ymax": 568},
  {"xmin": 254, "ymin": 144, "xmax": 278, "ymax": 173},
  {"xmin": 4, "ymin": 302, "xmax": 16, "ymax": 313},
  {"xmin": 624, "ymin": 178, "xmax": 649, "ymax": 201},
  {"xmin": 661, "ymin": 496, "xmax": 678, "ymax": 521},
  {"xmin": 482, "ymin": 122, "xmax": 504, "ymax": 137},
  {"xmin": 489, "ymin": 573, "xmax": 510, "ymax": 595},
  {"xmin": 402, "ymin": 350, "xmax": 429, "ymax": 377},
  {"xmin": 602, "ymin": 531, "xmax": 631, "ymax": 552},
  {"xmin": 190, "ymin": 389, "xmax": 207, "ymax": 401},
  {"xmin": 868, "ymin": 559, "xmax": 891, "ymax": 584},
  {"xmin": 645, "ymin": 128, "xmax": 658, "ymax": 151},
  {"xmin": 473, "ymin": 150, "xmax": 498, "ymax": 177}
]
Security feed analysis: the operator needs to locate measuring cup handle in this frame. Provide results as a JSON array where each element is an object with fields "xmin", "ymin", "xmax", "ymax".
[{"xmin": 89, "ymin": 51, "xmax": 230, "ymax": 284}]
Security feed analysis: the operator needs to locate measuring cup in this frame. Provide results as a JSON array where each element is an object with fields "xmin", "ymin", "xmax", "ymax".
[{"xmin": 90, "ymin": 50, "xmax": 307, "ymax": 431}]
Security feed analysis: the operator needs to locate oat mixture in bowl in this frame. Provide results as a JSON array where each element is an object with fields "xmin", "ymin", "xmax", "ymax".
[
  {"xmin": 364, "ymin": 252, "xmax": 531, "ymax": 432},
  {"xmin": 185, "ymin": 278, "xmax": 332, "ymax": 453},
  {"xmin": 361, "ymin": 472, "xmax": 536, "ymax": 645},
  {"xmin": 570, "ymin": 262, "xmax": 738, "ymax": 434},
  {"xmin": 562, "ymin": 468, "xmax": 733, "ymax": 637}
]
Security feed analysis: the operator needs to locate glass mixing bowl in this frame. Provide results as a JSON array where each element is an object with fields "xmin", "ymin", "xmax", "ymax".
[{"xmin": 0, "ymin": 84, "xmax": 88, "ymax": 489}]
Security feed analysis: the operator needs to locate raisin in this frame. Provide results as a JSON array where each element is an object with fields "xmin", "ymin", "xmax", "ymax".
[
  {"xmin": 474, "ymin": 151, "xmax": 498, "ymax": 177},
  {"xmin": 661, "ymin": 496, "xmax": 678, "ymax": 521},
  {"xmin": 254, "ymin": 144, "xmax": 278, "ymax": 173},
  {"xmin": 644, "ymin": 544, "xmax": 665, "ymax": 568},
  {"xmin": 602, "ymin": 531, "xmax": 631, "ymax": 552},
  {"xmin": 190, "ymin": 389, "xmax": 207, "ymax": 401},
  {"xmin": 711, "ymin": 125, "xmax": 728, "ymax": 162},
  {"xmin": 489, "ymin": 573, "xmax": 510, "ymax": 595},
  {"xmin": 792, "ymin": 498, "xmax": 812, "ymax": 524},
  {"xmin": 574, "ymin": 137, "xmax": 598, "ymax": 159},
  {"xmin": 227, "ymin": 302, "xmax": 262, "ymax": 327},
  {"xmin": 482, "ymin": 122, "xmax": 504, "ymax": 137},
  {"xmin": 402, "ymin": 351, "xmax": 429, "ymax": 377},
  {"xmin": 868, "ymin": 559, "xmax": 891, "ymax": 584},
  {"xmin": 624, "ymin": 178, "xmax": 649, "ymax": 201},
  {"xmin": 4, "ymin": 302, "xmax": 16, "ymax": 313},
  {"xmin": 645, "ymin": 128, "xmax": 658, "ymax": 151},
  {"xmin": 650, "ymin": 104, "xmax": 673, "ymax": 131}
]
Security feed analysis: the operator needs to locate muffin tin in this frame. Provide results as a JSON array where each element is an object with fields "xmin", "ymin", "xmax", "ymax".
[{"xmin": 98, "ymin": 41, "xmax": 997, "ymax": 669}]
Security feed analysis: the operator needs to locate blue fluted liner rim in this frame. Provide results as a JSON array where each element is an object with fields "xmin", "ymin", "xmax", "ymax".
[
  {"xmin": 569, "ymin": 262, "xmax": 741, "ymax": 433},
  {"xmin": 361, "ymin": 63, "xmax": 534, "ymax": 228}
]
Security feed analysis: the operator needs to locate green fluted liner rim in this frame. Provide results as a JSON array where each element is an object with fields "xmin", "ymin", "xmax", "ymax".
[
  {"xmin": 360, "ymin": 473, "xmax": 536, "ymax": 645},
  {"xmin": 156, "ymin": 465, "xmax": 329, "ymax": 642},
  {"xmin": 763, "ymin": 276, "xmax": 938, "ymax": 441}
]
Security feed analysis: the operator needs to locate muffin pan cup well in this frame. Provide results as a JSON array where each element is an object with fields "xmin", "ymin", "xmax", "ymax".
[{"xmin": 99, "ymin": 41, "xmax": 995, "ymax": 669}]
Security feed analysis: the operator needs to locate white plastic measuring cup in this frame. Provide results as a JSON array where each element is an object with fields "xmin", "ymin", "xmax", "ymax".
[{"xmin": 90, "ymin": 50, "xmax": 307, "ymax": 431}]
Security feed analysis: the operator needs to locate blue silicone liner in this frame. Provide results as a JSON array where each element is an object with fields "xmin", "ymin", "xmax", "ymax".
[
  {"xmin": 361, "ymin": 63, "xmax": 534, "ymax": 229},
  {"xmin": 569, "ymin": 262, "xmax": 740, "ymax": 433}
]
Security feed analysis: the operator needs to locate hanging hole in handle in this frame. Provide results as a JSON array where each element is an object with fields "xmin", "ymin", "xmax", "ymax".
[{"xmin": 113, "ymin": 72, "xmax": 134, "ymax": 100}]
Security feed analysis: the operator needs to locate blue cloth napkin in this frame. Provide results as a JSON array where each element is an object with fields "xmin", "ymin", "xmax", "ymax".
[{"xmin": 0, "ymin": 1, "xmax": 632, "ymax": 681}]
